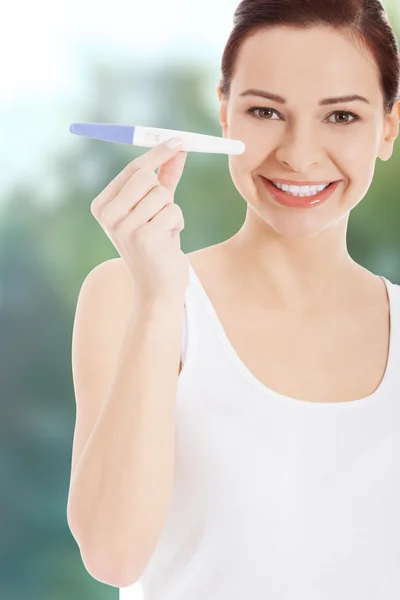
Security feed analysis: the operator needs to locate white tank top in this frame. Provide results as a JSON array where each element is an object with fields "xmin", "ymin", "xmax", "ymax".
[{"xmin": 137, "ymin": 258, "xmax": 400, "ymax": 600}]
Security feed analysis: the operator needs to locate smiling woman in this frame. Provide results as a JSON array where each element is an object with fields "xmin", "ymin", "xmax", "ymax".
[
  {"xmin": 69, "ymin": 1, "xmax": 400, "ymax": 598},
  {"xmin": 214, "ymin": 0, "xmax": 400, "ymax": 250},
  {"xmin": 132, "ymin": 1, "xmax": 400, "ymax": 598}
]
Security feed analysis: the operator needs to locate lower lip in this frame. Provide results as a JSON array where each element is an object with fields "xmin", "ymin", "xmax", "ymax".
[{"xmin": 260, "ymin": 176, "xmax": 341, "ymax": 208}]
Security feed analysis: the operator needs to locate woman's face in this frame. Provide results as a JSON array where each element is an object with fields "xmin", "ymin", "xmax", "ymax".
[{"xmin": 218, "ymin": 25, "xmax": 399, "ymax": 240}]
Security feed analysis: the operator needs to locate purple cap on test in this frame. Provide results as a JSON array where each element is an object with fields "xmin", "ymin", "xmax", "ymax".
[{"xmin": 69, "ymin": 122, "xmax": 135, "ymax": 144}]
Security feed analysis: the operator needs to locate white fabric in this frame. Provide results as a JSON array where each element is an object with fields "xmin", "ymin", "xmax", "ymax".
[{"xmin": 138, "ymin": 258, "xmax": 400, "ymax": 599}]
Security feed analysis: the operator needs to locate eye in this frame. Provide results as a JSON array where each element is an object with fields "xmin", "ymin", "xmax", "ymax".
[
  {"xmin": 246, "ymin": 106, "xmax": 361, "ymax": 125},
  {"xmin": 326, "ymin": 110, "xmax": 361, "ymax": 125}
]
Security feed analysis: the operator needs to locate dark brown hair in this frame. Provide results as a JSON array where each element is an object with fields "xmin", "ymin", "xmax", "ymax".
[{"xmin": 219, "ymin": 0, "xmax": 400, "ymax": 115}]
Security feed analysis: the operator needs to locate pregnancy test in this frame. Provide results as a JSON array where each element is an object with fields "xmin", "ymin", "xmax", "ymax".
[{"xmin": 69, "ymin": 122, "xmax": 245, "ymax": 155}]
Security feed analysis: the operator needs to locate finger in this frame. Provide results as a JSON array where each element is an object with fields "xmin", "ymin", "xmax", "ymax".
[
  {"xmin": 157, "ymin": 150, "xmax": 188, "ymax": 194},
  {"xmin": 92, "ymin": 138, "xmax": 183, "ymax": 213}
]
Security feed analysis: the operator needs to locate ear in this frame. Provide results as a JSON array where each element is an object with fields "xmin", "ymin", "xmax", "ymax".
[
  {"xmin": 378, "ymin": 101, "xmax": 400, "ymax": 162},
  {"xmin": 217, "ymin": 84, "xmax": 229, "ymax": 138}
]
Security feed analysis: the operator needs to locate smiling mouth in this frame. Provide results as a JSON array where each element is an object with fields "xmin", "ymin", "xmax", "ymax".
[
  {"xmin": 259, "ymin": 176, "xmax": 343, "ymax": 207},
  {"xmin": 264, "ymin": 177, "xmax": 336, "ymax": 189}
]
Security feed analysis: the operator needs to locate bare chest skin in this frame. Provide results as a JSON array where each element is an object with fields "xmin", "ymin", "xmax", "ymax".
[{"xmin": 183, "ymin": 245, "xmax": 391, "ymax": 404}]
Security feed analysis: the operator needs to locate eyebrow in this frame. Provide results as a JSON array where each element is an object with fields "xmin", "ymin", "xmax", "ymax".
[{"xmin": 238, "ymin": 89, "xmax": 371, "ymax": 106}]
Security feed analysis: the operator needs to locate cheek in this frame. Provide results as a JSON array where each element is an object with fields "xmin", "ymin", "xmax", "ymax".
[
  {"xmin": 228, "ymin": 157, "xmax": 262, "ymax": 200},
  {"xmin": 228, "ymin": 156, "xmax": 256, "ymax": 185},
  {"xmin": 339, "ymin": 140, "xmax": 377, "ymax": 185},
  {"xmin": 228, "ymin": 149, "xmax": 258, "ymax": 175},
  {"xmin": 227, "ymin": 157, "xmax": 242, "ymax": 184},
  {"xmin": 339, "ymin": 138, "xmax": 370, "ymax": 165}
]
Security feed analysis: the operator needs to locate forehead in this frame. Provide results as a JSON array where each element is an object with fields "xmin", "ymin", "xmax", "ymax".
[{"xmin": 232, "ymin": 26, "xmax": 380, "ymax": 102}]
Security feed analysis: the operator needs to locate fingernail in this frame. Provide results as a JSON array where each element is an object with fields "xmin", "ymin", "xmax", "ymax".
[{"xmin": 167, "ymin": 137, "xmax": 183, "ymax": 149}]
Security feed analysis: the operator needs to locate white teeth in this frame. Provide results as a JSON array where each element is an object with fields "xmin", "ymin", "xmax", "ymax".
[{"xmin": 271, "ymin": 181, "xmax": 330, "ymax": 197}]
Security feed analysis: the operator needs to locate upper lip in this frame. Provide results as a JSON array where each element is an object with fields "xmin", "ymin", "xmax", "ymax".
[{"xmin": 262, "ymin": 176, "xmax": 339, "ymax": 186}]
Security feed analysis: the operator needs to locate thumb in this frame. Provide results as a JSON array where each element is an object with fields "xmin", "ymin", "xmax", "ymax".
[{"xmin": 156, "ymin": 150, "xmax": 188, "ymax": 195}]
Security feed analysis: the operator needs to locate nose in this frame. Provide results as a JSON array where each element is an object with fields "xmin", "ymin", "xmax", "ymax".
[
  {"xmin": 281, "ymin": 160, "xmax": 318, "ymax": 173},
  {"xmin": 275, "ymin": 127, "xmax": 323, "ymax": 173}
]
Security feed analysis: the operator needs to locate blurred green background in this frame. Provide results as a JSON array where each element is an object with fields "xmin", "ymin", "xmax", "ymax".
[{"xmin": 0, "ymin": 1, "xmax": 399, "ymax": 599}]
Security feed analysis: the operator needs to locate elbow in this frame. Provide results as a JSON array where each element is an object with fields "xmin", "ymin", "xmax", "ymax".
[
  {"xmin": 66, "ymin": 512, "xmax": 140, "ymax": 587},
  {"xmin": 80, "ymin": 543, "xmax": 140, "ymax": 588},
  {"xmin": 84, "ymin": 562, "xmax": 138, "ymax": 588}
]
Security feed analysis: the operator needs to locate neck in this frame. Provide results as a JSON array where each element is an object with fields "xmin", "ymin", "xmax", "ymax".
[{"xmin": 221, "ymin": 234, "xmax": 369, "ymax": 316}]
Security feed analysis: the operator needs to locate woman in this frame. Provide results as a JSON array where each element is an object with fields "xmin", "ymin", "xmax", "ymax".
[{"xmin": 67, "ymin": 0, "xmax": 400, "ymax": 597}]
